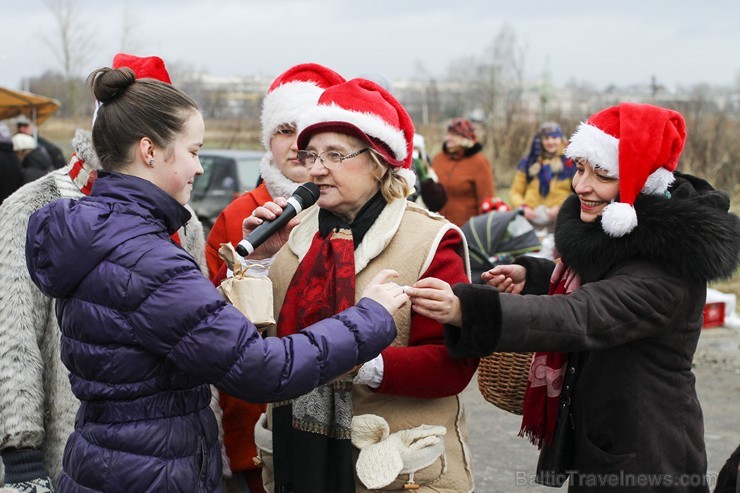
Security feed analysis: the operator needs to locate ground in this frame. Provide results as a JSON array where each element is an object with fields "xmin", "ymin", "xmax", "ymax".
[{"xmin": 462, "ymin": 327, "xmax": 740, "ymax": 492}]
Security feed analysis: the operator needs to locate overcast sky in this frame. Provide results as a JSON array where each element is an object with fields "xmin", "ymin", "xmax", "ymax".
[{"xmin": 1, "ymin": 0, "xmax": 738, "ymax": 92}]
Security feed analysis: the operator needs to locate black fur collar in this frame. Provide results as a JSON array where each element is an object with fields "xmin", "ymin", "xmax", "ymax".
[{"xmin": 554, "ymin": 172, "xmax": 740, "ymax": 283}]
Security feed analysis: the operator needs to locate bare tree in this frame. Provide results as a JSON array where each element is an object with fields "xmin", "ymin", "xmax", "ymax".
[
  {"xmin": 674, "ymin": 85, "xmax": 740, "ymax": 196},
  {"xmin": 472, "ymin": 25, "xmax": 531, "ymax": 186},
  {"xmin": 42, "ymin": 0, "xmax": 96, "ymax": 117}
]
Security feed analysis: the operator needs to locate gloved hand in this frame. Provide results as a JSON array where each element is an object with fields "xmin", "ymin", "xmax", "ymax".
[{"xmin": 1, "ymin": 448, "xmax": 54, "ymax": 492}]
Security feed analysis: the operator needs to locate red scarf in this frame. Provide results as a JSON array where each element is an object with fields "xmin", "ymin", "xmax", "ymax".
[
  {"xmin": 273, "ymin": 228, "xmax": 358, "ymax": 492},
  {"xmin": 277, "ymin": 229, "xmax": 356, "ymax": 335},
  {"xmin": 520, "ymin": 261, "xmax": 581, "ymax": 448},
  {"xmin": 68, "ymin": 153, "xmax": 97, "ymax": 196}
]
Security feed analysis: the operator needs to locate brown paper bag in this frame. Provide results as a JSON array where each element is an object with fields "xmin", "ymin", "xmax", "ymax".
[{"xmin": 217, "ymin": 243, "xmax": 275, "ymax": 329}]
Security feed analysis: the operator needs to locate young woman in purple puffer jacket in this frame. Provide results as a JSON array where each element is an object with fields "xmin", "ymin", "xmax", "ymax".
[{"xmin": 24, "ymin": 66, "xmax": 406, "ymax": 493}]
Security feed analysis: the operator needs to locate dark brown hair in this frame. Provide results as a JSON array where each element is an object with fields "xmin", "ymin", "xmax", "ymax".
[{"xmin": 87, "ymin": 67, "xmax": 199, "ymax": 170}]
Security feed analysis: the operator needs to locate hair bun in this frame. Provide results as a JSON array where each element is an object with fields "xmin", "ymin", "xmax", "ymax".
[{"xmin": 89, "ymin": 67, "xmax": 136, "ymax": 103}]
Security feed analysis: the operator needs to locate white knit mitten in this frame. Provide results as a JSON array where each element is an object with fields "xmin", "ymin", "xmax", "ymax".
[{"xmin": 352, "ymin": 414, "xmax": 446, "ymax": 490}]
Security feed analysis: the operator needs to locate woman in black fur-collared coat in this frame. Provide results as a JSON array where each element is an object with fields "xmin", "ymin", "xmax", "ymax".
[{"xmin": 410, "ymin": 103, "xmax": 740, "ymax": 492}]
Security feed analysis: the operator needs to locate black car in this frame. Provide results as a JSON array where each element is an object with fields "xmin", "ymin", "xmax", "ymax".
[{"xmin": 190, "ymin": 149, "xmax": 264, "ymax": 232}]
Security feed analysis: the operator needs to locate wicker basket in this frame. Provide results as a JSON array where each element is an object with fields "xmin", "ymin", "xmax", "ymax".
[{"xmin": 477, "ymin": 351, "xmax": 533, "ymax": 415}]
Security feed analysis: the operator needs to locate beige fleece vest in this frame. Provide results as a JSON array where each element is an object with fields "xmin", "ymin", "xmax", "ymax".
[{"xmin": 267, "ymin": 202, "xmax": 474, "ymax": 493}]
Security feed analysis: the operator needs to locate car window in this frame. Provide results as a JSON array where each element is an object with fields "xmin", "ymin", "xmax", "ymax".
[
  {"xmin": 192, "ymin": 157, "xmax": 215, "ymax": 193},
  {"xmin": 235, "ymin": 156, "xmax": 262, "ymax": 191},
  {"xmin": 210, "ymin": 160, "xmax": 237, "ymax": 192},
  {"xmin": 195, "ymin": 155, "xmax": 236, "ymax": 192}
]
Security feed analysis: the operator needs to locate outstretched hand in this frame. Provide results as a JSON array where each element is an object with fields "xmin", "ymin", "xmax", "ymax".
[
  {"xmin": 481, "ymin": 264, "xmax": 526, "ymax": 294},
  {"xmin": 241, "ymin": 198, "xmax": 300, "ymax": 259},
  {"xmin": 406, "ymin": 277, "xmax": 462, "ymax": 327},
  {"xmin": 361, "ymin": 269, "xmax": 408, "ymax": 315}
]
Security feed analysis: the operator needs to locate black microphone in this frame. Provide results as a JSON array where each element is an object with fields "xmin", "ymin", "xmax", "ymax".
[{"xmin": 236, "ymin": 182, "xmax": 320, "ymax": 257}]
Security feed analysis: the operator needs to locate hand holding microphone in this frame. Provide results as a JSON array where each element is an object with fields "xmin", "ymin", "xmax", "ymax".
[{"xmin": 237, "ymin": 182, "xmax": 320, "ymax": 258}]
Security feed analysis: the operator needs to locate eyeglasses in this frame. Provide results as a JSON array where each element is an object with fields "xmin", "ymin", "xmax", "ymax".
[{"xmin": 296, "ymin": 148, "xmax": 370, "ymax": 169}]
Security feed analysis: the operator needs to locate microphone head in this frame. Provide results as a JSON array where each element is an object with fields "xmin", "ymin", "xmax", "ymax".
[{"xmin": 293, "ymin": 182, "xmax": 320, "ymax": 207}]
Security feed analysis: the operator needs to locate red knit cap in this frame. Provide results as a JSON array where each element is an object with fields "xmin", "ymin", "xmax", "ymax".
[
  {"xmin": 112, "ymin": 53, "xmax": 171, "ymax": 83},
  {"xmin": 447, "ymin": 118, "xmax": 477, "ymax": 143}
]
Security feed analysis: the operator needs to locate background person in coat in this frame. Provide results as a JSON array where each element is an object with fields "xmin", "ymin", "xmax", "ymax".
[
  {"xmin": 508, "ymin": 121, "xmax": 576, "ymax": 231},
  {"xmin": 0, "ymin": 123, "xmax": 23, "ymax": 204},
  {"xmin": 408, "ymin": 132, "xmax": 448, "ymax": 212},
  {"xmin": 410, "ymin": 103, "xmax": 740, "ymax": 492},
  {"xmin": 12, "ymin": 132, "xmax": 55, "ymax": 184},
  {"xmin": 432, "ymin": 118, "xmax": 494, "ymax": 227},
  {"xmin": 0, "ymin": 53, "xmax": 211, "ymax": 491},
  {"xmin": 207, "ymin": 62, "xmax": 345, "ymax": 493},
  {"xmin": 16, "ymin": 114, "xmax": 67, "ymax": 169},
  {"xmin": 250, "ymin": 78, "xmax": 478, "ymax": 493},
  {"xmin": 23, "ymin": 67, "xmax": 404, "ymax": 493}
]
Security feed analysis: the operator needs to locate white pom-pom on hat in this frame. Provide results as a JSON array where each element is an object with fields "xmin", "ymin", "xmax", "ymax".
[
  {"xmin": 396, "ymin": 167, "xmax": 417, "ymax": 191},
  {"xmin": 601, "ymin": 201, "xmax": 638, "ymax": 237},
  {"xmin": 642, "ymin": 167, "xmax": 675, "ymax": 195}
]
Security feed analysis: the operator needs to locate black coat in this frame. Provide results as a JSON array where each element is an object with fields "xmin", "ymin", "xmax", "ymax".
[
  {"xmin": 21, "ymin": 146, "xmax": 54, "ymax": 183},
  {"xmin": 37, "ymin": 135, "xmax": 67, "ymax": 169},
  {"xmin": 0, "ymin": 142, "xmax": 23, "ymax": 203},
  {"xmin": 446, "ymin": 173, "xmax": 740, "ymax": 492}
]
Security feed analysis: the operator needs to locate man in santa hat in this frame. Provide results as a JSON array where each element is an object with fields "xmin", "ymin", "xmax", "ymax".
[
  {"xmin": 0, "ymin": 54, "xmax": 208, "ymax": 491},
  {"xmin": 206, "ymin": 63, "xmax": 345, "ymax": 493}
]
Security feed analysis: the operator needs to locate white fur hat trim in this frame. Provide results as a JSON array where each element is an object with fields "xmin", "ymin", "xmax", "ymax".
[
  {"xmin": 565, "ymin": 122, "xmax": 619, "ymax": 177},
  {"xmin": 261, "ymin": 81, "xmax": 324, "ymax": 150},
  {"xmin": 298, "ymin": 103, "xmax": 408, "ymax": 162}
]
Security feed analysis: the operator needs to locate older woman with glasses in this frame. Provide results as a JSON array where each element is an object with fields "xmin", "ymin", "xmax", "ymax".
[{"xmin": 246, "ymin": 79, "xmax": 478, "ymax": 493}]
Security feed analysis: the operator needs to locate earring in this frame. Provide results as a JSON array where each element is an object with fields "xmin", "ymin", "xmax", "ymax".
[{"xmin": 148, "ymin": 159, "xmax": 154, "ymax": 167}]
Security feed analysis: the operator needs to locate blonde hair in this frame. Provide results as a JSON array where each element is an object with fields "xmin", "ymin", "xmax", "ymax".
[{"xmin": 367, "ymin": 150, "xmax": 412, "ymax": 202}]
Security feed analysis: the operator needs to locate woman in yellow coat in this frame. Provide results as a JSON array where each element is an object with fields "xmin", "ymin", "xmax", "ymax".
[{"xmin": 509, "ymin": 122, "xmax": 575, "ymax": 229}]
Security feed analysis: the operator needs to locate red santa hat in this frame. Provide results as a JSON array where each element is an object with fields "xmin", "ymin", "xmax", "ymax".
[
  {"xmin": 92, "ymin": 53, "xmax": 173, "ymax": 127},
  {"xmin": 261, "ymin": 63, "xmax": 345, "ymax": 150},
  {"xmin": 112, "ymin": 53, "xmax": 172, "ymax": 83},
  {"xmin": 297, "ymin": 78, "xmax": 415, "ymax": 178},
  {"xmin": 565, "ymin": 102, "xmax": 686, "ymax": 237}
]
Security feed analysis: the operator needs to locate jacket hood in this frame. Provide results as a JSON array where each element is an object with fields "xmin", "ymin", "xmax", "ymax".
[
  {"xmin": 555, "ymin": 172, "xmax": 740, "ymax": 283},
  {"xmin": 26, "ymin": 172, "xmax": 191, "ymax": 298}
]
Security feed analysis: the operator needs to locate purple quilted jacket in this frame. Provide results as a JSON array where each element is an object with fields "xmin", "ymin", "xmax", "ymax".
[{"xmin": 25, "ymin": 172, "xmax": 396, "ymax": 492}]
